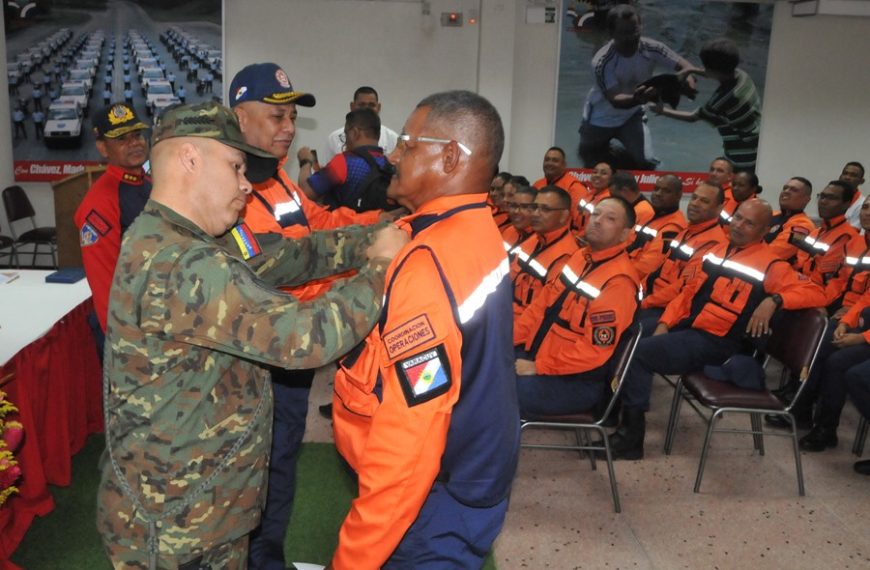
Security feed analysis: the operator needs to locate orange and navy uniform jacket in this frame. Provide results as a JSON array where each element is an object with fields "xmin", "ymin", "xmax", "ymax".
[
  {"xmin": 794, "ymin": 214, "xmax": 861, "ymax": 306},
  {"xmin": 661, "ymin": 240, "xmax": 826, "ymax": 342},
  {"xmin": 242, "ymin": 159, "xmax": 379, "ymax": 300},
  {"xmin": 764, "ymin": 209, "xmax": 816, "ymax": 267},
  {"xmin": 502, "ymin": 223, "xmax": 531, "ymax": 258},
  {"xmin": 631, "ymin": 195, "xmax": 655, "ymax": 227},
  {"xmin": 491, "ymin": 207, "xmax": 511, "ymax": 233},
  {"xmin": 74, "ymin": 164, "xmax": 151, "ymax": 331},
  {"xmin": 514, "ymin": 242, "xmax": 640, "ymax": 375},
  {"xmin": 575, "ymin": 188, "xmax": 612, "ymax": 236},
  {"xmin": 509, "ymin": 225, "xmax": 579, "ymax": 319},
  {"xmin": 642, "ymin": 218, "xmax": 728, "ymax": 310},
  {"xmin": 719, "ymin": 183, "xmax": 736, "ymax": 224},
  {"xmin": 840, "ymin": 283, "xmax": 870, "ymax": 344},
  {"xmin": 534, "ymin": 172, "xmax": 589, "ymax": 233},
  {"xmin": 828, "ymin": 232, "xmax": 870, "ymax": 313},
  {"xmin": 330, "ymin": 193, "xmax": 520, "ymax": 569},
  {"xmin": 626, "ymin": 207, "xmax": 688, "ymax": 278}
]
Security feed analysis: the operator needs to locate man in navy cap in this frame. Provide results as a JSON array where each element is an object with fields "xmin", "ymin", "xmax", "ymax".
[{"xmin": 229, "ymin": 62, "xmax": 384, "ymax": 570}]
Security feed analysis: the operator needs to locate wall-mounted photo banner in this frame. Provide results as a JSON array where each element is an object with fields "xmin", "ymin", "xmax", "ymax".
[
  {"xmin": 5, "ymin": 0, "xmax": 222, "ymax": 182},
  {"xmin": 557, "ymin": 0, "xmax": 773, "ymax": 192}
]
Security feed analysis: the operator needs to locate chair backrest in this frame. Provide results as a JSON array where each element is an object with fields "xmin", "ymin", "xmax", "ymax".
[
  {"xmin": 3, "ymin": 185, "xmax": 36, "ymax": 224},
  {"xmin": 598, "ymin": 322, "xmax": 642, "ymax": 422},
  {"xmin": 765, "ymin": 308, "xmax": 827, "ymax": 397}
]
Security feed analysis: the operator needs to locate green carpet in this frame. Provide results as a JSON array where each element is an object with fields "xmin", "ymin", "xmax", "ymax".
[{"xmin": 12, "ymin": 435, "xmax": 497, "ymax": 569}]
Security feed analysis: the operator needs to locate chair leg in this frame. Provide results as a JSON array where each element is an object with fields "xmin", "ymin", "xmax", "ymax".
[
  {"xmin": 787, "ymin": 414, "xmax": 806, "ymax": 496},
  {"xmin": 694, "ymin": 408, "xmax": 723, "ymax": 493},
  {"xmin": 751, "ymin": 413, "xmax": 765, "ymax": 456},
  {"xmin": 595, "ymin": 425, "xmax": 621, "ymax": 513},
  {"xmin": 853, "ymin": 416, "xmax": 868, "ymax": 457},
  {"xmin": 664, "ymin": 379, "xmax": 685, "ymax": 455},
  {"xmin": 576, "ymin": 428, "xmax": 596, "ymax": 470}
]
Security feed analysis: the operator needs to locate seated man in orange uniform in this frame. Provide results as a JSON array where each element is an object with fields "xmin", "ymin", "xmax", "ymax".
[
  {"xmin": 533, "ymin": 146, "xmax": 589, "ymax": 231},
  {"xmin": 328, "ymin": 91, "xmax": 519, "ymax": 570},
  {"xmin": 764, "ymin": 176, "xmax": 816, "ymax": 266},
  {"xmin": 514, "ymin": 196, "xmax": 640, "ymax": 416},
  {"xmin": 707, "ymin": 156, "xmax": 735, "ymax": 224},
  {"xmin": 637, "ymin": 181, "xmax": 728, "ymax": 336},
  {"xmin": 626, "ymin": 173, "xmax": 687, "ymax": 278},
  {"xmin": 489, "ymin": 171, "xmax": 512, "ymax": 229},
  {"xmin": 510, "ymin": 186, "xmax": 579, "ymax": 319},
  {"xmin": 502, "ymin": 184, "xmax": 537, "ymax": 255},
  {"xmin": 609, "ymin": 170, "xmax": 654, "ymax": 226},
  {"xmin": 612, "ymin": 199, "xmax": 826, "ymax": 460}
]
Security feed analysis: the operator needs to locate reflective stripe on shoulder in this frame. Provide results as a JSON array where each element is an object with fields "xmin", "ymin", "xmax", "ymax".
[
  {"xmin": 273, "ymin": 200, "xmax": 301, "ymax": 220},
  {"xmin": 560, "ymin": 265, "xmax": 601, "ymax": 298},
  {"xmin": 634, "ymin": 225, "xmax": 658, "ymax": 238},
  {"xmin": 457, "ymin": 258, "xmax": 510, "ymax": 324},
  {"xmin": 720, "ymin": 210, "xmax": 733, "ymax": 223},
  {"xmin": 703, "ymin": 252, "xmax": 766, "ymax": 282}
]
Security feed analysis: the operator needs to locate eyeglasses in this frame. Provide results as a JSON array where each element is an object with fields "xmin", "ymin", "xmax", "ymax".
[
  {"xmin": 817, "ymin": 192, "xmax": 843, "ymax": 201},
  {"xmin": 398, "ymin": 133, "xmax": 472, "ymax": 156},
  {"xmin": 528, "ymin": 204, "xmax": 567, "ymax": 213}
]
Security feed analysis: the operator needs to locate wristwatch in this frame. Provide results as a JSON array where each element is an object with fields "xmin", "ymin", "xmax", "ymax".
[{"xmin": 769, "ymin": 293, "xmax": 783, "ymax": 308}]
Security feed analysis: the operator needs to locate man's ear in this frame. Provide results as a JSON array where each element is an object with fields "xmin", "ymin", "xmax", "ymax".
[
  {"xmin": 179, "ymin": 141, "xmax": 201, "ymax": 174},
  {"xmin": 95, "ymin": 138, "xmax": 109, "ymax": 160},
  {"xmin": 441, "ymin": 140, "xmax": 462, "ymax": 174},
  {"xmin": 234, "ymin": 106, "xmax": 249, "ymax": 133}
]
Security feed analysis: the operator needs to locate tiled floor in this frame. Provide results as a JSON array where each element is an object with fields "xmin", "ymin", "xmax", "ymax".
[{"xmin": 304, "ymin": 366, "xmax": 870, "ymax": 570}]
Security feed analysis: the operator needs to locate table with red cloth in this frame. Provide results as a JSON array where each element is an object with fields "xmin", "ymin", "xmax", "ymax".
[{"xmin": 0, "ymin": 270, "xmax": 102, "ymax": 569}]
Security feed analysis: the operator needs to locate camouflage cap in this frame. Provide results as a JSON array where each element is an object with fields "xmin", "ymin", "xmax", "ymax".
[{"xmin": 151, "ymin": 100, "xmax": 279, "ymax": 183}]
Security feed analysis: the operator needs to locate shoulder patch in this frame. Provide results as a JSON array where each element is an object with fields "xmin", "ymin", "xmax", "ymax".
[
  {"xmin": 592, "ymin": 325, "xmax": 616, "ymax": 346},
  {"xmin": 383, "ymin": 314, "xmax": 436, "ymax": 360},
  {"xmin": 589, "ymin": 310, "xmax": 616, "ymax": 325},
  {"xmin": 229, "ymin": 222, "xmax": 262, "ymax": 260},
  {"xmin": 85, "ymin": 209, "xmax": 112, "ymax": 236},
  {"xmin": 396, "ymin": 344, "xmax": 452, "ymax": 407},
  {"xmin": 80, "ymin": 223, "xmax": 100, "ymax": 246}
]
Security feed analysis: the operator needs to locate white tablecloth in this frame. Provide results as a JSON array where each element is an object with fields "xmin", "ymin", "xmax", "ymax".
[{"xmin": 0, "ymin": 270, "xmax": 92, "ymax": 365}]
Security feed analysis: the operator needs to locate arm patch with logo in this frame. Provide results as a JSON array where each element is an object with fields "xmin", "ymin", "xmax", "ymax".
[
  {"xmin": 395, "ymin": 344, "xmax": 452, "ymax": 407},
  {"xmin": 593, "ymin": 325, "xmax": 616, "ymax": 346},
  {"xmin": 229, "ymin": 222, "xmax": 262, "ymax": 260}
]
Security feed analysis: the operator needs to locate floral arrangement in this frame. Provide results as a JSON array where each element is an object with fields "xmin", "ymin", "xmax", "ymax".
[{"xmin": 0, "ymin": 389, "xmax": 23, "ymax": 507}]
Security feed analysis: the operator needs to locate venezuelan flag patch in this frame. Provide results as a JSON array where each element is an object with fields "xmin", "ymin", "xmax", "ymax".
[
  {"xmin": 395, "ymin": 345, "xmax": 452, "ymax": 407},
  {"xmin": 230, "ymin": 222, "xmax": 262, "ymax": 260}
]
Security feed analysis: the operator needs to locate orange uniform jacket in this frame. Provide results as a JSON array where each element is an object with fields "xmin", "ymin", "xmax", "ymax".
[
  {"xmin": 795, "ymin": 215, "xmax": 861, "ymax": 306},
  {"xmin": 840, "ymin": 284, "xmax": 870, "ymax": 344},
  {"xmin": 575, "ymin": 188, "xmax": 612, "ymax": 236},
  {"xmin": 661, "ymin": 240, "xmax": 826, "ymax": 340},
  {"xmin": 242, "ymin": 160, "xmax": 379, "ymax": 300},
  {"xmin": 642, "ymin": 218, "xmax": 728, "ymax": 309},
  {"xmin": 719, "ymin": 184, "xmax": 736, "ymax": 224},
  {"xmin": 632, "ymin": 196, "xmax": 655, "ymax": 227},
  {"xmin": 514, "ymin": 242, "xmax": 640, "ymax": 375},
  {"xmin": 331, "ymin": 194, "xmax": 519, "ymax": 569},
  {"xmin": 510, "ymin": 226, "xmax": 579, "ymax": 319},
  {"xmin": 627, "ymin": 208, "xmax": 688, "ymax": 278},
  {"xmin": 502, "ymin": 224, "xmax": 531, "ymax": 257},
  {"xmin": 534, "ymin": 172, "xmax": 590, "ymax": 233},
  {"xmin": 831, "ymin": 233, "xmax": 870, "ymax": 312},
  {"xmin": 765, "ymin": 209, "xmax": 816, "ymax": 267}
]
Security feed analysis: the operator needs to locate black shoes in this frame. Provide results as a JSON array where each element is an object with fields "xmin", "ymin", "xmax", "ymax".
[
  {"xmin": 798, "ymin": 425, "xmax": 838, "ymax": 452},
  {"xmin": 600, "ymin": 408, "xmax": 646, "ymax": 460},
  {"xmin": 318, "ymin": 403, "xmax": 333, "ymax": 419},
  {"xmin": 854, "ymin": 460, "xmax": 870, "ymax": 476},
  {"xmin": 764, "ymin": 410, "xmax": 812, "ymax": 430}
]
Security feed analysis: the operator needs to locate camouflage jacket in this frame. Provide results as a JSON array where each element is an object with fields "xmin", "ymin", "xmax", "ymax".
[{"xmin": 97, "ymin": 200, "xmax": 388, "ymax": 561}]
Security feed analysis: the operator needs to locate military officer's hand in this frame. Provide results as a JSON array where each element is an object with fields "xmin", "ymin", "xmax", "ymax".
[
  {"xmin": 832, "ymin": 332, "xmax": 867, "ymax": 348},
  {"xmin": 297, "ymin": 146, "xmax": 315, "ymax": 163},
  {"xmin": 366, "ymin": 223, "xmax": 410, "ymax": 261},
  {"xmin": 832, "ymin": 321, "xmax": 849, "ymax": 342},
  {"xmin": 747, "ymin": 297, "xmax": 776, "ymax": 338}
]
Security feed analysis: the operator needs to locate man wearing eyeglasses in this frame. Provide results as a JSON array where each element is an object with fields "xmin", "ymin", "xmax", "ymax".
[
  {"xmin": 327, "ymin": 90, "xmax": 519, "ymax": 570},
  {"xmin": 502, "ymin": 183, "xmax": 537, "ymax": 254},
  {"xmin": 514, "ymin": 196, "xmax": 640, "ymax": 417},
  {"xmin": 509, "ymin": 186, "xmax": 579, "ymax": 319},
  {"xmin": 297, "ymin": 108, "xmax": 391, "ymax": 212}
]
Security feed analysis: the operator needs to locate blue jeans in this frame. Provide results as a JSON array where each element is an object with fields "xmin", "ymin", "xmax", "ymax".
[
  {"xmin": 247, "ymin": 367, "xmax": 315, "ymax": 570},
  {"xmin": 578, "ymin": 110, "xmax": 656, "ymax": 170},
  {"xmin": 385, "ymin": 483, "xmax": 509, "ymax": 570}
]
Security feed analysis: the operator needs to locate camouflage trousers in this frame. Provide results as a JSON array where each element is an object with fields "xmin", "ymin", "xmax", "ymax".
[{"xmin": 105, "ymin": 533, "xmax": 249, "ymax": 570}]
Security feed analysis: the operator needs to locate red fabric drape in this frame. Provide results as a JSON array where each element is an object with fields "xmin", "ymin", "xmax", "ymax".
[{"xmin": 0, "ymin": 299, "xmax": 103, "ymax": 567}]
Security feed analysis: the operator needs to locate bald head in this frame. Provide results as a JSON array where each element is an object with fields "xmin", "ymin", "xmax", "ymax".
[{"xmin": 729, "ymin": 198, "xmax": 772, "ymax": 247}]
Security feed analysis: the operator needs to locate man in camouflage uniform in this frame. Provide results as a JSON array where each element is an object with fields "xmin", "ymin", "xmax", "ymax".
[{"xmin": 96, "ymin": 101, "xmax": 408, "ymax": 570}]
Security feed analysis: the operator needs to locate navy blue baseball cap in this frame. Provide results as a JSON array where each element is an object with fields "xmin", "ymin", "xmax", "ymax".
[{"xmin": 229, "ymin": 63, "xmax": 316, "ymax": 108}]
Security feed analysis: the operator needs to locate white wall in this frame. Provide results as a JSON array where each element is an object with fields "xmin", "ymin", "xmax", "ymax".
[
  {"xmin": 3, "ymin": 1, "xmax": 870, "ymax": 226},
  {"xmin": 755, "ymin": 2, "xmax": 870, "ymax": 210}
]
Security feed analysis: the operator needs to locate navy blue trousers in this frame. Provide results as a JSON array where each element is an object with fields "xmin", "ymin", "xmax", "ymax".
[
  {"xmin": 247, "ymin": 367, "xmax": 315, "ymax": 570},
  {"xmin": 815, "ymin": 342, "xmax": 870, "ymax": 429},
  {"xmin": 622, "ymin": 328, "xmax": 739, "ymax": 412},
  {"xmin": 384, "ymin": 483, "xmax": 509, "ymax": 570},
  {"xmin": 516, "ymin": 368, "xmax": 609, "ymax": 417},
  {"xmin": 845, "ymin": 358, "xmax": 870, "ymax": 421},
  {"xmin": 635, "ymin": 307, "xmax": 664, "ymax": 339}
]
